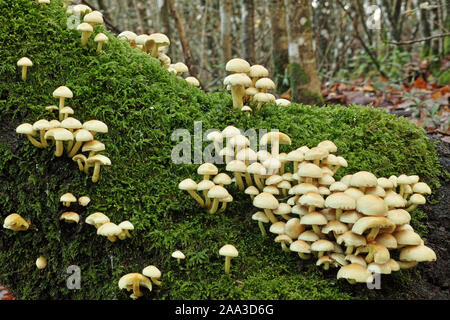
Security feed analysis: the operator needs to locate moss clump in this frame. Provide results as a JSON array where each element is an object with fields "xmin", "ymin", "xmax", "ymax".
[
  {"xmin": 0, "ymin": 0, "xmax": 443, "ymax": 300},
  {"xmin": 289, "ymin": 62, "xmax": 324, "ymax": 106}
]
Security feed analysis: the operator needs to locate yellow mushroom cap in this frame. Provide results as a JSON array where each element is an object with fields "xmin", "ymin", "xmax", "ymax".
[
  {"xmin": 219, "ymin": 244, "xmax": 239, "ymax": 257},
  {"xmin": 78, "ymin": 196, "xmax": 91, "ymax": 207},
  {"xmin": 60, "ymin": 193, "xmax": 77, "ymax": 204},
  {"xmin": 36, "ymin": 256, "xmax": 47, "ymax": 270},
  {"xmin": 253, "ymin": 192, "xmax": 279, "ymax": 210},
  {"xmin": 17, "ymin": 57, "xmax": 33, "ymax": 67},
  {"xmin": 83, "ymin": 11, "xmax": 104, "ymax": 25},
  {"xmin": 356, "ymin": 194, "xmax": 388, "ymax": 216},
  {"xmin": 399, "ymin": 245, "xmax": 437, "ymax": 262},
  {"xmin": 142, "ymin": 265, "xmax": 161, "ymax": 279},
  {"xmin": 3, "ymin": 213, "xmax": 29, "ymax": 231},
  {"xmin": 350, "ymin": 171, "xmax": 378, "ymax": 188},
  {"xmin": 171, "ymin": 250, "xmax": 186, "ymax": 260},
  {"xmin": 226, "ymin": 58, "xmax": 251, "ymax": 73},
  {"xmin": 97, "ymin": 222, "xmax": 122, "ymax": 237},
  {"xmin": 337, "ymin": 263, "xmax": 373, "ymax": 283},
  {"xmin": 85, "ymin": 212, "xmax": 110, "ymax": 227},
  {"xmin": 59, "ymin": 211, "xmax": 80, "ymax": 223},
  {"xmin": 198, "ymin": 162, "xmax": 218, "ymax": 176}
]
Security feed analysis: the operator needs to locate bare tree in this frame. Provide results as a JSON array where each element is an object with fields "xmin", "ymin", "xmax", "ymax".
[
  {"xmin": 220, "ymin": 0, "xmax": 233, "ymax": 66},
  {"xmin": 241, "ymin": 0, "xmax": 255, "ymax": 64},
  {"xmin": 284, "ymin": 0, "xmax": 323, "ymax": 105}
]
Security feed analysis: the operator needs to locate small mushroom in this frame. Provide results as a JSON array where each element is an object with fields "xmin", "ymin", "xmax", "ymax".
[
  {"xmin": 223, "ymin": 73, "xmax": 252, "ymax": 110},
  {"xmin": 118, "ymin": 273, "xmax": 152, "ymax": 300},
  {"xmin": 83, "ymin": 11, "xmax": 104, "ymax": 28},
  {"xmin": 97, "ymin": 222, "xmax": 122, "ymax": 242},
  {"xmin": 16, "ymin": 123, "xmax": 43, "ymax": 148},
  {"xmin": 17, "ymin": 57, "xmax": 33, "ymax": 81},
  {"xmin": 290, "ymin": 240, "xmax": 311, "ymax": 260},
  {"xmin": 77, "ymin": 22, "xmax": 94, "ymax": 47},
  {"xmin": 72, "ymin": 154, "xmax": 87, "ymax": 172},
  {"xmin": 179, "ymin": 178, "xmax": 205, "ymax": 207},
  {"xmin": 219, "ymin": 244, "xmax": 238, "ymax": 275},
  {"xmin": 78, "ymin": 196, "xmax": 91, "ymax": 207},
  {"xmin": 253, "ymin": 192, "xmax": 279, "ymax": 224},
  {"xmin": 337, "ymin": 263, "xmax": 373, "ymax": 285},
  {"xmin": 52, "ymin": 86, "xmax": 73, "ymax": 120},
  {"xmin": 118, "ymin": 221, "xmax": 134, "ymax": 240},
  {"xmin": 3, "ymin": 213, "xmax": 29, "ymax": 231},
  {"xmin": 60, "ymin": 193, "xmax": 77, "ymax": 207},
  {"xmin": 171, "ymin": 250, "xmax": 185, "ymax": 264},
  {"xmin": 94, "ymin": 33, "xmax": 108, "ymax": 53},
  {"xmin": 59, "ymin": 212, "xmax": 80, "ymax": 224},
  {"xmin": 251, "ymin": 211, "xmax": 269, "ymax": 236},
  {"xmin": 36, "ymin": 256, "xmax": 47, "ymax": 270},
  {"xmin": 86, "ymin": 154, "xmax": 111, "ymax": 183},
  {"xmin": 85, "ymin": 212, "xmax": 110, "ymax": 229},
  {"xmin": 207, "ymin": 185, "xmax": 229, "ymax": 214},
  {"xmin": 142, "ymin": 265, "xmax": 162, "ymax": 286},
  {"xmin": 148, "ymin": 33, "xmax": 170, "ymax": 57}
]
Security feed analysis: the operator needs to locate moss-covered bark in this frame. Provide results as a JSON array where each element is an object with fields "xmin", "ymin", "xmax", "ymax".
[{"xmin": 0, "ymin": 0, "xmax": 443, "ymax": 300}]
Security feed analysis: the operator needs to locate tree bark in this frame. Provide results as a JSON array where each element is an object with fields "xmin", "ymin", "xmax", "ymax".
[
  {"xmin": 220, "ymin": 0, "xmax": 233, "ymax": 65},
  {"xmin": 161, "ymin": 0, "xmax": 175, "ymax": 57},
  {"xmin": 167, "ymin": 0, "xmax": 200, "ymax": 81},
  {"xmin": 268, "ymin": 0, "xmax": 289, "ymax": 94},
  {"xmin": 241, "ymin": 0, "xmax": 256, "ymax": 64},
  {"xmin": 284, "ymin": 0, "xmax": 323, "ymax": 105}
]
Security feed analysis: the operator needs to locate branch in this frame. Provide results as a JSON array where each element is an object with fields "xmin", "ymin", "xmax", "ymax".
[{"xmin": 384, "ymin": 32, "xmax": 450, "ymax": 45}]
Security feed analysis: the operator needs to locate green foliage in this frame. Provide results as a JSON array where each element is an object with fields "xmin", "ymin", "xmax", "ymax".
[{"xmin": 0, "ymin": 0, "xmax": 443, "ymax": 300}]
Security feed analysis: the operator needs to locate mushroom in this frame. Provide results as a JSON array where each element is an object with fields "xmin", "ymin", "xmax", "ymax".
[
  {"xmin": 399, "ymin": 244, "xmax": 436, "ymax": 263},
  {"xmin": 77, "ymin": 22, "xmax": 94, "ymax": 47},
  {"xmin": 316, "ymin": 255, "xmax": 338, "ymax": 270},
  {"xmin": 72, "ymin": 154, "xmax": 87, "ymax": 172},
  {"xmin": 16, "ymin": 123, "xmax": 43, "ymax": 148},
  {"xmin": 249, "ymin": 65, "xmax": 269, "ymax": 87},
  {"xmin": 86, "ymin": 154, "xmax": 111, "ymax": 183},
  {"xmin": 226, "ymin": 160, "xmax": 247, "ymax": 191},
  {"xmin": 118, "ymin": 31, "xmax": 138, "ymax": 47},
  {"xmin": 355, "ymin": 242, "xmax": 390, "ymax": 264},
  {"xmin": 179, "ymin": 178, "xmax": 204, "ymax": 207},
  {"xmin": 3, "ymin": 213, "xmax": 29, "ymax": 231},
  {"xmin": 197, "ymin": 179, "xmax": 215, "ymax": 208},
  {"xmin": 85, "ymin": 212, "xmax": 110, "ymax": 228},
  {"xmin": 185, "ymin": 76, "xmax": 200, "ymax": 87},
  {"xmin": 286, "ymin": 150, "xmax": 304, "ymax": 174},
  {"xmin": 219, "ymin": 244, "xmax": 239, "ymax": 275},
  {"xmin": 297, "ymin": 163, "xmax": 323, "ymax": 185},
  {"xmin": 310, "ymin": 239, "xmax": 335, "ymax": 258},
  {"xmin": 260, "ymin": 132, "xmax": 291, "ymax": 158},
  {"xmin": 251, "ymin": 211, "xmax": 269, "ymax": 236},
  {"xmin": 336, "ymin": 231, "xmax": 367, "ymax": 255},
  {"xmin": 246, "ymin": 162, "xmax": 266, "ymax": 190},
  {"xmin": 253, "ymin": 192, "xmax": 279, "ymax": 224},
  {"xmin": 59, "ymin": 212, "xmax": 80, "ymax": 224},
  {"xmin": 284, "ymin": 217, "xmax": 305, "ymax": 239},
  {"xmin": 83, "ymin": 11, "xmax": 104, "ymax": 28},
  {"xmin": 406, "ymin": 193, "xmax": 426, "ymax": 212},
  {"xmin": 197, "ymin": 163, "xmax": 218, "ymax": 181},
  {"xmin": 78, "ymin": 196, "xmax": 91, "ymax": 207},
  {"xmin": 172, "ymin": 62, "xmax": 189, "ymax": 77},
  {"xmin": 299, "ymin": 211, "xmax": 327, "ymax": 236},
  {"xmin": 352, "ymin": 216, "xmax": 395, "ymax": 242},
  {"xmin": 171, "ymin": 250, "xmax": 185, "ymax": 264},
  {"xmin": 337, "ymin": 263, "xmax": 373, "ymax": 284},
  {"xmin": 274, "ymin": 202, "xmax": 293, "ymax": 221},
  {"xmin": 94, "ymin": 33, "xmax": 108, "ymax": 53},
  {"xmin": 218, "ymin": 194, "xmax": 233, "ymax": 213},
  {"xmin": 118, "ymin": 221, "xmax": 134, "ymax": 240},
  {"xmin": 148, "ymin": 33, "xmax": 170, "ymax": 57},
  {"xmin": 207, "ymin": 185, "xmax": 229, "ymax": 214},
  {"xmin": 97, "ymin": 222, "xmax": 122, "ymax": 242},
  {"xmin": 290, "ymin": 240, "xmax": 311, "ymax": 260},
  {"xmin": 60, "ymin": 193, "xmax": 77, "ymax": 207},
  {"xmin": 118, "ymin": 273, "xmax": 152, "ymax": 300},
  {"xmin": 275, "ymin": 234, "xmax": 293, "ymax": 252},
  {"xmin": 17, "ymin": 57, "xmax": 33, "ymax": 81},
  {"xmin": 350, "ymin": 171, "xmax": 378, "ymax": 193},
  {"xmin": 72, "ymin": 4, "xmax": 92, "ymax": 17},
  {"xmin": 321, "ymin": 220, "xmax": 349, "ymax": 239},
  {"xmin": 38, "ymin": 0, "xmax": 50, "ymax": 7},
  {"xmin": 142, "ymin": 265, "xmax": 162, "ymax": 286},
  {"xmin": 36, "ymin": 256, "xmax": 47, "ymax": 270},
  {"xmin": 275, "ymin": 99, "xmax": 291, "ymax": 106},
  {"xmin": 206, "ymin": 131, "xmax": 223, "ymax": 158},
  {"xmin": 32, "ymin": 119, "xmax": 51, "ymax": 148},
  {"xmin": 255, "ymin": 77, "xmax": 275, "ymax": 93},
  {"xmin": 325, "ymin": 192, "xmax": 356, "ymax": 220},
  {"xmin": 53, "ymin": 86, "xmax": 73, "ymax": 120},
  {"xmin": 223, "ymin": 73, "xmax": 252, "ymax": 110},
  {"xmin": 67, "ymin": 129, "xmax": 94, "ymax": 158},
  {"xmin": 253, "ymin": 92, "xmax": 276, "ymax": 112},
  {"xmin": 298, "ymin": 192, "xmax": 325, "ymax": 213},
  {"xmin": 245, "ymin": 186, "xmax": 260, "ymax": 201}
]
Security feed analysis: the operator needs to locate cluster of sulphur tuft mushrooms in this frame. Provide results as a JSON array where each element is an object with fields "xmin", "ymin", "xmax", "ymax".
[
  {"xmin": 180, "ymin": 127, "xmax": 437, "ymax": 284},
  {"xmin": 116, "ymin": 30, "xmax": 200, "ymax": 88},
  {"xmin": 178, "ymin": 163, "xmax": 234, "ymax": 214},
  {"xmin": 223, "ymin": 58, "xmax": 291, "ymax": 114},
  {"xmin": 118, "ymin": 265, "xmax": 163, "ymax": 300},
  {"xmin": 15, "ymin": 85, "xmax": 111, "ymax": 183},
  {"xmin": 64, "ymin": 5, "xmax": 109, "ymax": 53}
]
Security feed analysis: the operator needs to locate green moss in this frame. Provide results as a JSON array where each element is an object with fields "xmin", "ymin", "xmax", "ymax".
[
  {"xmin": 289, "ymin": 62, "xmax": 324, "ymax": 106},
  {"xmin": 0, "ymin": 0, "xmax": 444, "ymax": 300},
  {"xmin": 437, "ymin": 69, "xmax": 450, "ymax": 86}
]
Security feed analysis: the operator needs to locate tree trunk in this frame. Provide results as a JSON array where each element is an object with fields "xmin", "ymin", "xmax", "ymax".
[
  {"xmin": 241, "ymin": 0, "xmax": 255, "ymax": 64},
  {"xmin": 220, "ymin": 0, "xmax": 233, "ymax": 65},
  {"xmin": 167, "ymin": 0, "xmax": 200, "ymax": 81},
  {"xmin": 161, "ymin": 0, "xmax": 175, "ymax": 58},
  {"xmin": 268, "ymin": 0, "xmax": 289, "ymax": 94},
  {"xmin": 284, "ymin": 0, "xmax": 323, "ymax": 105}
]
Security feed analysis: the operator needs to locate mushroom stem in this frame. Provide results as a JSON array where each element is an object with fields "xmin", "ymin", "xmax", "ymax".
[
  {"xmin": 293, "ymin": 162, "xmax": 299, "ymax": 174},
  {"xmin": 366, "ymin": 227, "xmax": 380, "ymax": 242},
  {"xmin": 318, "ymin": 251, "xmax": 325, "ymax": 258},
  {"xmin": 97, "ymin": 42, "xmax": 104, "ymax": 53},
  {"xmin": 21, "ymin": 66, "xmax": 28, "ymax": 81},
  {"xmin": 365, "ymin": 247, "xmax": 375, "ymax": 263},
  {"xmin": 336, "ymin": 209, "xmax": 343, "ymax": 221},
  {"xmin": 151, "ymin": 278, "xmax": 162, "ymax": 286},
  {"xmin": 224, "ymin": 256, "xmax": 232, "ymax": 275},
  {"xmin": 256, "ymin": 101, "xmax": 263, "ymax": 112},
  {"xmin": 233, "ymin": 172, "xmax": 245, "ymax": 191},
  {"xmin": 209, "ymin": 199, "xmax": 220, "ymax": 214},
  {"xmin": 67, "ymin": 141, "xmax": 83, "ymax": 158},
  {"xmin": 75, "ymin": 158, "xmax": 84, "ymax": 171},
  {"xmin": 298, "ymin": 253, "xmax": 310, "ymax": 260},
  {"xmin": 218, "ymin": 201, "xmax": 228, "ymax": 213},
  {"xmin": 271, "ymin": 138, "xmax": 280, "ymax": 158},
  {"xmin": 187, "ymin": 190, "xmax": 205, "ymax": 207},
  {"xmin": 244, "ymin": 172, "xmax": 253, "ymax": 187},
  {"xmin": 312, "ymin": 225, "xmax": 322, "ymax": 236},
  {"xmin": 92, "ymin": 162, "xmax": 103, "ymax": 183},
  {"xmin": 280, "ymin": 242, "xmax": 290, "ymax": 252},
  {"xmin": 345, "ymin": 246, "xmax": 354, "ymax": 255},
  {"xmin": 258, "ymin": 221, "xmax": 267, "ymax": 236},
  {"xmin": 55, "ymin": 141, "xmax": 64, "ymax": 157},
  {"xmin": 281, "ymin": 214, "xmax": 292, "ymax": 221},
  {"xmin": 39, "ymin": 130, "xmax": 49, "ymax": 148},
  {"xmin": 308, "ymin": 206, "xmax": 316, "ymax": 213},
  {"xmin": 264, "ymin": 209, "xmax": 278, "ymax": 224},
  {"xmin": 347, "ymin": 279, "xmax": 357, "ymax": 285},
  {"xmin": 107, "ymin": 236, "xmax": 117, "ymax": 242},
  {"xmin": 202, "ymin": 190, "xmax": 211, "ymax": 208},
  {"xmin": 322, "ymin": 262, "xmax": 330, "ymax": 271},
  {"xmin": 27, "ymin": 135, "xmax": 44, "ymax": 148},
  {"xmin": 253, "ymin": 174, "xmax": 265, "ymax": 191},
  {"xmin": 406, "ymin": 204, "xmax": 418, "ymax": 212},
  {"xmin": 81, "ymin": 31, "xmax": 92, "ymax": 47},
  {"xmin": 132, "ymin": 281, "xmax": 142, "ymax": 299},
  {"xmin": 230, "ymin": 86, "xmax": 245, "ymax": 110}
]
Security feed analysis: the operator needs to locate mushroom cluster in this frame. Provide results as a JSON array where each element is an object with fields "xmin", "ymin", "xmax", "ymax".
[
  {"xmin": 223, "ymin": 58, "xmax": 291, "ymax": 113},
  {"xmin": 118, "ymin": 265, "xmax": 162, "ymax": 300},
  {"xmin": 179, "ymin": 162, "xmax": 234, "ymax": 214},
  {"xmin": 85, "ymin": 212, "xmax": 134, "ymax": 243},
  {"xmin": 70, "ymin": 8, "xmax": 109, "ymax": 52},
  {"xmin": 116, "ymin": 30, "xmax": 200, "ymax": 87},
  {"xmin": 15, "ymin": 86, "xmax": 111, "ymax": 183},
  {"xmin": 180, "ymin": 129, "xmax": 437, "ymax": 284},
  {"xmin": 3, "ymin": 213, "xmax": 30, "ymax": 232}
]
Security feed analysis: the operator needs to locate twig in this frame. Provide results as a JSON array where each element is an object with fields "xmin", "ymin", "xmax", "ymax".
[{"xmin": 384, "ymin": 33, "xmax": 450, "ymax": 45}]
